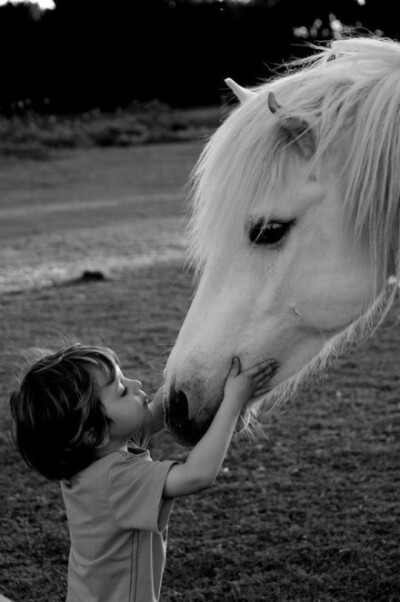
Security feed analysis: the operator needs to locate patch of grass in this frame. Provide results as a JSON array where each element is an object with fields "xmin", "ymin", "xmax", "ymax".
[
  {"xmin": 1, "ymin": 268, "xmax": 399, "ymax": 602},
  {"xmin": 0, "ymin": 144, "xmax": 399, "ymax": 601},
  {"xmin": 0, "ymin": 103, "xmax": 221, "ymax": 159}
]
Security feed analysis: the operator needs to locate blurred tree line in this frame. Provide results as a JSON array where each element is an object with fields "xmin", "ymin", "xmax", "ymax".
[{"xmin": 0, "ymin": 0, "xmax": 398, "ymax": 114}]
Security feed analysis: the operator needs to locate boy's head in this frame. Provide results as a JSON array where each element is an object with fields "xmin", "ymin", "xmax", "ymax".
[{"xmin": 10, "ymin": 343, "xmax": 120, "ymax": 481}]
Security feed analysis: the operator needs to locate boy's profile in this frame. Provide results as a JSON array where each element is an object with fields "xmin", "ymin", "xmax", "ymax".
[{"xmin": 10, "ymin": 343, "xmax": 278, "ymax": 602}]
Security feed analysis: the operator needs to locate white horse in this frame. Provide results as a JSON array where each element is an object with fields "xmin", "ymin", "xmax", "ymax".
[{"xmin": 164, "ymin": 36, "xmax": 400, "ymax": 445}]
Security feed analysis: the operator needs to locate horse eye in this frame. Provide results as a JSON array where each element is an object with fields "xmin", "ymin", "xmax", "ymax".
[{"xmin": 249, "ymin": 220, "xmax": 295, "ymax": 246}]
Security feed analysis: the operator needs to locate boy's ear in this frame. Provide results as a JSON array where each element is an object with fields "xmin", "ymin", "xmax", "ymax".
[{"xmin": 83, "ymin": 428, "xmax": 109, "ymax": 448}]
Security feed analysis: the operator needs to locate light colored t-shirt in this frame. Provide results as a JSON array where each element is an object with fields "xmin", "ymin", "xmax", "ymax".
[{"xmin": 61, "ymin": 445, "xmax": 175, "ymax": 602}]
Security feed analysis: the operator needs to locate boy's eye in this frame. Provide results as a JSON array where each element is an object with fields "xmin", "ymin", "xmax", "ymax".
[{"xmin": 120, "ymin": 386, "xmax": 128, "ymax": 397}]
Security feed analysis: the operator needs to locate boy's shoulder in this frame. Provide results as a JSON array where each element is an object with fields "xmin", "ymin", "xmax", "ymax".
[{"xmin": 62, "ymin": 446, "xmax": 151, "ymax": 492}]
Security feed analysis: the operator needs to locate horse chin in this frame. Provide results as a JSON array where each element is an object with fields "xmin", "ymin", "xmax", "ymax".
[{"xmin": 166, "ymin": 404, "xmax": 255, "ymax": 447}]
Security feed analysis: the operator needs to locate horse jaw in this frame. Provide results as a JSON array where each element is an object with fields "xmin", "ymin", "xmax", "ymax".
[
  {"xmin": 164, "ymin": 330, "xmax": 325, "ymax": 446},
  {"xmin": 164, "ymin": 289, "xmax": 385, "ymax": 447}
]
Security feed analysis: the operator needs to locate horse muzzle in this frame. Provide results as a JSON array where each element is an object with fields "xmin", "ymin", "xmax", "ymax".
[{"xmin": 165, "ymin": 387, "xmax": 216, "ymax": 447}]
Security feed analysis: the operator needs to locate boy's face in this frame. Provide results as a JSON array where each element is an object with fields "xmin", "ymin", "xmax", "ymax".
[{"xmin": 90, "ymin": 363, "xmax": 151, "ymax": 446}]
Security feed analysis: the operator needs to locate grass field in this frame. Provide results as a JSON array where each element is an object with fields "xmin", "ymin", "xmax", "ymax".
[
  {"xmin": 0, "ymin": 141, "xmax": 399, "ymax": 602},
  {"xmin": 0, "ymin": 105, "xmax": 221, "ymax": 160}
]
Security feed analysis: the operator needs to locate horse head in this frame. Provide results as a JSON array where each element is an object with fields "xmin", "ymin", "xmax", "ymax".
[{"xmin": 164, "ymin": 37, "xmax": 400, "ymax": 446}]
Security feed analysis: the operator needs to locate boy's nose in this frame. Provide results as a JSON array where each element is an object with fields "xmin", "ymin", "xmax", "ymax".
[{"xmin": 124, "ymin": 378, "xmax": 142, "ymax": 391}]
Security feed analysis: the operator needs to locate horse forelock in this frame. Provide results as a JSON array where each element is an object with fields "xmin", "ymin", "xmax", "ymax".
[
  {"xmin": 188, "ymin": 35, "xmax": 400, "ymax": 287},
  {"xmin": 186, "ymin": 100, "xmax": 289, "ymax": 276}
]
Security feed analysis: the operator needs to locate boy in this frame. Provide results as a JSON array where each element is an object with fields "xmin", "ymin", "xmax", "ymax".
[{"xmin": 10, "ymin": 343, "xmax": 278, "ymax": 602}]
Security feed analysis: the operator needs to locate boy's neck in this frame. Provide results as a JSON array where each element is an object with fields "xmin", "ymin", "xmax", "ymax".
[{"xmin": 94, "ymin": 439, "xmax": 129, "ymax": 458}]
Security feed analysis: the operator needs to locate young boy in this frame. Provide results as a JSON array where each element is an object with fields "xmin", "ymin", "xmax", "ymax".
[{"xmin": 10, "ymin": 343, "xmax": 278, "ymax": 602}]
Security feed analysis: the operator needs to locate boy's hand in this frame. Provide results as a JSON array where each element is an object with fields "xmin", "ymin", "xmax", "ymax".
[
  {"xmin": 163, "ymin": 357, "xmax": 279, "ymax": 499},
  {"xmin": 223, "ymin": 356, "xmax": 279, "ymax": 411}
]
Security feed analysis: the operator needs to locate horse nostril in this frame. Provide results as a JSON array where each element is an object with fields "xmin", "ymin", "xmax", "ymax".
[
  {"xmin": 166, "ymin": 388, "xmax": 199, "ymax": 446},
  {"xmin": 169, "ymin": 389, "xmax": 189, "ymax": 414},
  {"xmin": 166, "ymin": 387, "xmax": 213, "ymax": 447},
  {"xmin": 167, "ymin": 388, "xmax": 189, "ymax": 427}
]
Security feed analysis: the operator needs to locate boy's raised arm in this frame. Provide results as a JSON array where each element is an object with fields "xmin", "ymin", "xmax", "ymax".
[{"xmin": 163, "ymin": 357, "xmax": 279, "ymax": 498}]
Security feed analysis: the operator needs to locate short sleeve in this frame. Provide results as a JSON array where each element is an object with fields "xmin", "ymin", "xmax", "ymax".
[{"xmin": 107, "ymin": 455, "xmax": 176, "ymax": 532}]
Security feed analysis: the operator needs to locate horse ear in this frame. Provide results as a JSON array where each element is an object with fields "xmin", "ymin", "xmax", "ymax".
[
  {"xmin": 268, "ymin": 91, "xmax": 316, "ymax": 159},
  {"xmin": 225, "ymin": 78, "xmax": 256, "ymax": 104}
]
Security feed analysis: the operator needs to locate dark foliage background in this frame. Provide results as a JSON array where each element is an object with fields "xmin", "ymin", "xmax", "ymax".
[{"xmin": 0, "ymin": 0, "xmax": 399, "ymax": 114}]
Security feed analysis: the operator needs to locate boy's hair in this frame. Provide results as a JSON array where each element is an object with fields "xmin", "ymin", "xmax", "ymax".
[{"xmin": 10, "ymin": 343, "xmax": 120, "ymax": 481}]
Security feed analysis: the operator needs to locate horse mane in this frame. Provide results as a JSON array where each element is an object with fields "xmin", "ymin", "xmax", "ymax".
[
  {"xmin": 187, "ymin": 35, "xmax": 400, "ymax": 424},
  {"xmin": 188, "ymin": 36, "xmax": 400, "ymax": 289}
]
